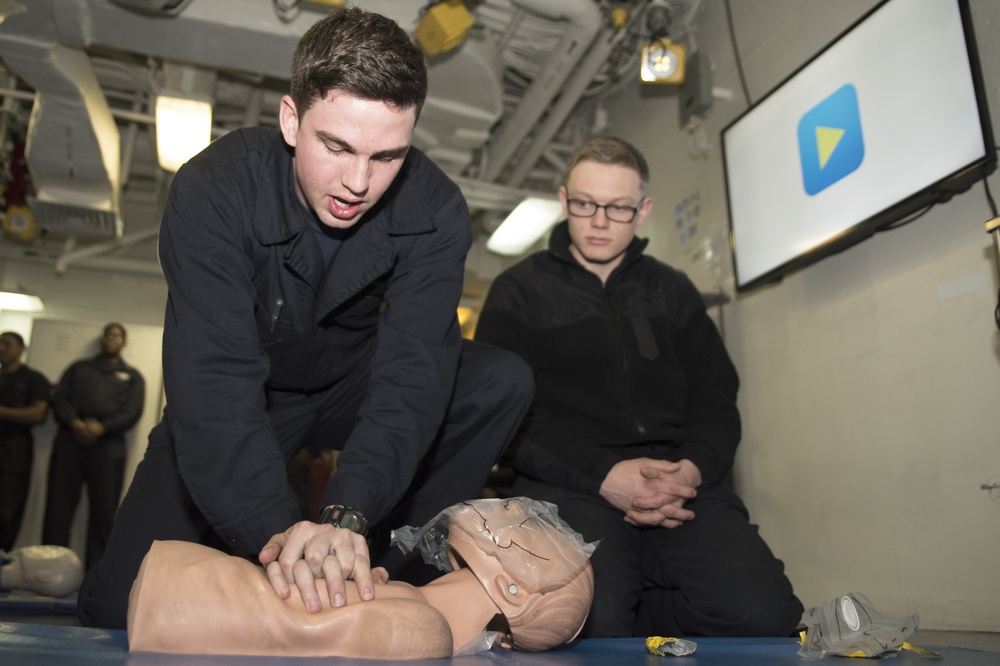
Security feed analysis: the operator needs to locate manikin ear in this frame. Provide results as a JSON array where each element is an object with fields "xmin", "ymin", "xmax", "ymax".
[
  {"xmin": 278, "ymin": 95, "xmax": 300, "ymax": 148},
  {"xmin": 486, "ymin": 573, "xmax": 522, "ymax": 650},
  {"xmin": 490, "ymin": 572, "xmax": 525, "ymax": 612}
]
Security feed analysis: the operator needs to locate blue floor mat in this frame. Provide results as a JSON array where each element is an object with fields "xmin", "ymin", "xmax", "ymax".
[{"xmin": 1, "ymin": 621, "xmax": 996, "ymax": 665}]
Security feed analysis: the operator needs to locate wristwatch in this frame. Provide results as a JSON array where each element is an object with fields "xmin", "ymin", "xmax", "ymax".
[{"xmin": 319, "ymin": 504, "xmax": 369, "ymax": 538}]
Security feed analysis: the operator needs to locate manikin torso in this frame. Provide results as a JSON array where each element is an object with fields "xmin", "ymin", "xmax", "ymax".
[
  {"xmin": 127, "ymin": 540, "xmax": 500, "ymax": 659},
  {"xmin": 128, "ymin": 499, "xmax": 594, "ymax": 659}
]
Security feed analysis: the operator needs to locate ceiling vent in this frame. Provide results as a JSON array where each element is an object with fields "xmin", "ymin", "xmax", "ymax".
[
  {"xmin": 26, "ymin": 196, "xmax": 122, "ymax": 240},
  {"xmin": 0, "ymin": 2, "xmax": 123, "ymax": 240}
]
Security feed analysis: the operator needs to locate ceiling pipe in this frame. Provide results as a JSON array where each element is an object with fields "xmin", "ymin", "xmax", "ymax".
[
  {"xmin": 504, "ymin": 22, "xmax": 626, "ymax": 187},
  {"xmin": 119, "ymin": 92, "xmax": 147, "ymax": 187},
  {"xmin": 479, "ymin": 0, "xmax": 602, "ymax": 182},
  {"xmin": 57, "ymin": 0, "xmax": 309, "ymax": 80},
  {"xmin": 54, "ymin": 224, "xmax": 160, "ymax": 275},
  {"xmin": 0, "ymin": 242, "xmax": 163, "ymax": 276},
  {"xmin": 451, "ymin": 175, "xmax": 557, "ymax": 213}
]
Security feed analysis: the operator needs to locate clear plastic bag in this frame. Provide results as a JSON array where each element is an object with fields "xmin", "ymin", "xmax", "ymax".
[{"xmin": 391, "ymin": 497, "xmax": 597, "ymax": 591}]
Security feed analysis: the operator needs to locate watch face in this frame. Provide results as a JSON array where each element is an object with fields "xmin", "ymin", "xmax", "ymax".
[
  {"xmin": 321, "ymin": 505, "xmax": 369, "ymax": 536},
  {"xmin": 339, "ymin": 511, "xmax": 363, "ymax": 532}
]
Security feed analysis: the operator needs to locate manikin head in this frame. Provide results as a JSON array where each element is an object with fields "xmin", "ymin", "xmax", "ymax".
[
  {"xmin": 394, "ymin": 497, "xmax": 596, "ymax": 651},
  {"xmin": 0, "ymin": 545, "xmax": 84, "ymax": 598}
]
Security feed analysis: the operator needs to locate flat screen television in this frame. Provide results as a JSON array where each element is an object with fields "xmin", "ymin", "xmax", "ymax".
[{"xmin": 721, "ymin": 0, "xmax": 996, "ymax": 293}]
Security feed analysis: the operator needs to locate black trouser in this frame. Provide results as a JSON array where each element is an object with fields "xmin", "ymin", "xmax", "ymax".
[
  {"xmin": 513, "ymin": 477, "xmax": 804, "ymax": 638},
  {"xmin": 0, "ymin": 431, "xmax": 34, "ymax": 552},
  {"xmin": 42, "ymin": 429, "xmax": 126, "ymax": 568},
  {"xmin": 78, "ymin": 339, "xmax": 533, "ymax": 629}
]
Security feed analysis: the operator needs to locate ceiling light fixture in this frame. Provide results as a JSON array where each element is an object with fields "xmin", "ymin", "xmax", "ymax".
[
  {"xmin": 486, "ymin": 197, "xmax": 564, "ymax": 257},
  {"xmin": 155, "ymin": 62, "xmax": 215, "ymax": 172},
  {"xmin": 640, "ymin": 0, "xmax": 686, "ymax": 85},
  {"xmin": 640, "ymin": 37, "xmax": 686, "ymax": 84},
  {"xmin": 0, "ymin": 291, "xmax": 44, "ymax": 312}
]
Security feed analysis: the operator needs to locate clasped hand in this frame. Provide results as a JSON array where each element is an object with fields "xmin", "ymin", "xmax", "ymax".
[
  {"xmin": 70, "ymin": 418, "xmax": 105, "ymax": 446},
  {"xmin": 599, "ymin": 457, "xmax": 702, "ymax": 528},
  {"xmin": 258, "ymin": 522, "xmax": 388, "ymax": 613}
]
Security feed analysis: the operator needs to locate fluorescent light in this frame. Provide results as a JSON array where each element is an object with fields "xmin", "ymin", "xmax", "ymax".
[
  {"xmin": 486, "ymin": 197, "xmax": 564, "ymax": 256},
  {"xmin": 155, "ymin": 95, "xmax": 212, "ymax": 172},
  {"xmin": 0, "ymin": 291, "xmax": 44, "ymax": 312}
]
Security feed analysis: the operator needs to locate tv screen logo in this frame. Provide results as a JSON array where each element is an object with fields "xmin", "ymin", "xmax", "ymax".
[{"xmin": 798, "ymin": 84, "xmax": 865, "ymax": 195}]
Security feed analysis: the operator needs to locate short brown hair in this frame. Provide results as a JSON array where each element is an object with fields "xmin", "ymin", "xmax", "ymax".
[
  {"xmin": 290, "ymin": 7, "xmax": 428, "ymax": 120},
  {"xmin": 565, "ymin": 136, "xmax": 650, "ymax": 192}
]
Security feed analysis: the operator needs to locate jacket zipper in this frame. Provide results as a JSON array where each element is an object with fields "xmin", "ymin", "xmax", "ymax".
[{"xmin": 604, "ymin": 279, "xmax": 647, "ymax": 439}]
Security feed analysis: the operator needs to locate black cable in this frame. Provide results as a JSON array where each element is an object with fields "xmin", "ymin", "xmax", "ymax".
[
  {"xmin": 880, "ymin": 202, "xmax": 937, "ymax": 231},
  {"xmin": 723, "ymin": 0, "xmax": 753, "ymax": 108},
  {"xmin": 993, "ymin": 280, "xmax": 1000, "ymax": 329}
]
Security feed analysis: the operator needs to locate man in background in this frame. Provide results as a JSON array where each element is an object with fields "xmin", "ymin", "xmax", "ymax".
[
  {"xmin": 43, "ymin": 323, "xmax": 144, "ymax": 568},
  {"xmin": 476, "ymin": 136, "xmax": 803, "ymax": 638},
  {"xmin": 0, "ymin": 331, "xmax": 50, "ymax": 552}
]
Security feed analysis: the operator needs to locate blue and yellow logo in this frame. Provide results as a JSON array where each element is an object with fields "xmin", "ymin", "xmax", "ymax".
[{"xmin": 797, "ymin": 84, "xmax": 864, "ymax": 195}]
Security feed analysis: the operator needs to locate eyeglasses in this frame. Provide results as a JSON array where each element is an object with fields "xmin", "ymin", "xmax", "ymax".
[
  {"xmin": 103, "ymin": 334, "xmax": 124, "ymax": 342},
  {"xmin": 567, "ymin": 198, "xmax": 644, "ymax": 223}
]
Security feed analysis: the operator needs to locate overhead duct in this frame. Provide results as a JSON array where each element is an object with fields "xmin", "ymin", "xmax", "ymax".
[
  {"xmin": 479, "ymin": 0, "xmax": 601, "ymax": 182},
  {"xmin": 0, "ymin": 0, "xmax": 123, "ymax": 239},
  {"xmin": 0, "ymin": 0, "xmax": 322, "ymax": 244},
  {"xmin": 504, "ymin": 23, "xmax": 623, "ymax": 187},
  {"xmin": 0, "ymin": 0, "xmax": 510, "ymax": 244}
]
